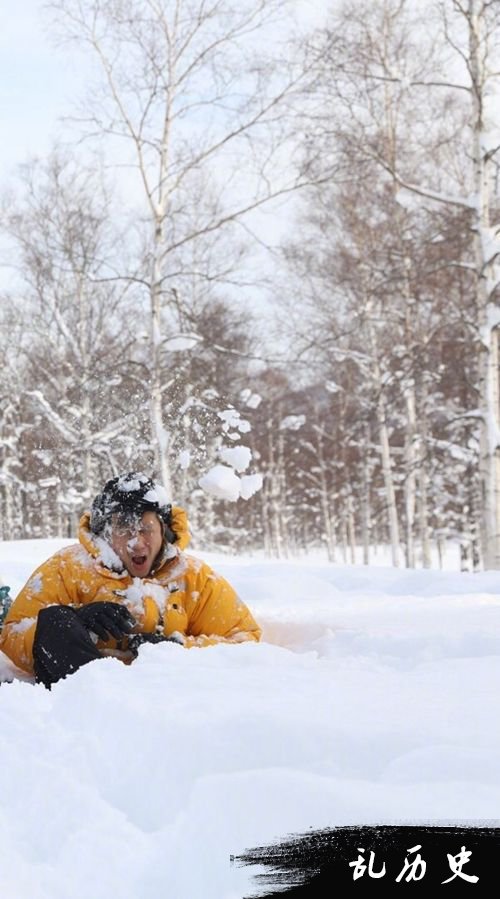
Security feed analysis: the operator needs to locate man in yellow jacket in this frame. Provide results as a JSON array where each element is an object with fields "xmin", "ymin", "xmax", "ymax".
[{"xmin": 0, "ymin": 471, "xmax": 261, "ymax": 687}]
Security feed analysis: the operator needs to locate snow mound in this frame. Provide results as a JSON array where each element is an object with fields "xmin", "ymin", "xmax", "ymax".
[{"xmin": 1, "ymin": 542, "xmax": 500, "ymax": 897}]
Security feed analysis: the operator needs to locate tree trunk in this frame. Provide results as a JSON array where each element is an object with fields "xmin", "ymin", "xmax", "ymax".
[
  {"xmin": 150, "ymin": 251, "xmax": 173, "ymax": 496},
  {"xmin": 261, "ymin": 473, "xmax": 273, "ymax": 557},
  {"xmin": 377, "ymin": 397, "xmax": 401, "ymax": 567},
  {"xmin": 417, "ymin": 387, "xmax": 432, "ymax": 569},
  {"xmin": 320, "ymin": 477, "xmax": 336, "ymax": 562},
  {"xmin": 347, "ymin": 491, "xmax": 356, "ymax": 564},
  {"xmin": 361, "ymin": 435, "xmax": 371, "ymax": 565},
  {"xmin": 315, "ymin": 428, "xmax": 336, "ymax": 561},
  {"xmin": 267, "ymin": 419, "xmax": 284, "ymax": 557},
  {"xmin": 403, "ymin": 385, "xmax": 417, "ymax": 568},
  {"xmin": 277, "ymin": 423, "xmax": 289, "ymax": 557},
  {"xmin": 417, "ymin": 457, "xmax": 431, "ymax": 568},
  {"xmin": 466, "ymin": 0, "xmax": 500, "ymax": 568}
]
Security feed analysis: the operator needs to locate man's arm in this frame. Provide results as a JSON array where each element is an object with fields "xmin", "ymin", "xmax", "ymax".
[
  {"xmin": 0, "ymin": 553, "xmax": 76, "ymax": 674},
  {"xmin": 181, "ymin": 562, "xmax": 261, "ymax": 648}
]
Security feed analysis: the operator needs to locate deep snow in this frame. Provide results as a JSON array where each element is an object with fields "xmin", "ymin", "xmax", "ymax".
[{"xmin": 0, "ymin": 538, "xmax": 499, "ymax": 898}]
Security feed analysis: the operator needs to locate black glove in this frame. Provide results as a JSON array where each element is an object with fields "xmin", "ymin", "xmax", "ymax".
[
  {"xmin": 128, "ymin": 632, "xmax": 183, "ymax": 658},
  {"xmin": 76, "ymin": 602, "xmax": 137, "ymax": 641}
]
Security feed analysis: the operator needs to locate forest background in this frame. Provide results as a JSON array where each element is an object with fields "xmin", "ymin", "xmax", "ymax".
[{"xmin": 1, "ymin": 0, "xmax": 499, "ymax": 572}]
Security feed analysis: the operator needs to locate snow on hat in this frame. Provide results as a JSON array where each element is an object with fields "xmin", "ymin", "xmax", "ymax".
[{"xmin": 90, "ymin": 471, "xmax": 176, "ymax": 542}]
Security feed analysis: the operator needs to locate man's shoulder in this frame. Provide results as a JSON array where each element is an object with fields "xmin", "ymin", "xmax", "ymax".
[
  {"xmin": 45, "ymin": 542, "xmax": 96, "ymax": 571},
  {"xmin": 156, "ymin": 550, "xmax": 210, "ymax": 581},
  {"xmin": 183, "ymin": 552, "xmax": 210, "ymax": 573}
]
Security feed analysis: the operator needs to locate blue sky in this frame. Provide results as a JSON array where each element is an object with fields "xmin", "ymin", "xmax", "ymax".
[
  {"xmin": 1, "ymin": 1, "xmax": 326, "ymax": 183},
  {"xmin": 0, "ymin": 1, "xmax": 86, "ymax": 179},
  {"xmin": 0, "ymin": 0, "xmax": 326, "ymax": 306}
]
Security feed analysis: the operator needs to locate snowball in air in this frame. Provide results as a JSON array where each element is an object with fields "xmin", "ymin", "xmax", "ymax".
[
  {"xmin": 239, "ymin": 473, "xmax": 263, "ymax": 500},
  {"xmin": 198, "ymin": 465, "xmax": 241, "ymax": 502},
  {"xmin": 219, "ymin": 445, "xmax": 252, "ymax": 472}
]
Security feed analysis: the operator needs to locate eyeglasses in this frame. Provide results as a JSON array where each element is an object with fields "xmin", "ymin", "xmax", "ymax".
[{"xmin": 112, "ymin": 523, "xmax": 157, "ymax": 540}]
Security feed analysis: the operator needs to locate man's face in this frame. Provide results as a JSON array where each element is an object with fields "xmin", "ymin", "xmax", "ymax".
[{"xmin": 110, "ymin": 510, "xmax": 164, "ymax": 578}]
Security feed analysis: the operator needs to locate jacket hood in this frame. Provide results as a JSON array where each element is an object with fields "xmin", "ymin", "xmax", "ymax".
[{"xmin": 78, "ymin": 512, "xmax": 102, "ymax": 559}]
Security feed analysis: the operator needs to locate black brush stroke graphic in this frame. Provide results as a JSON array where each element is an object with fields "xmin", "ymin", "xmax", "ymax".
[{"xmin": 234, "ymin": 824, "xmax": 500, "ymax": 896}]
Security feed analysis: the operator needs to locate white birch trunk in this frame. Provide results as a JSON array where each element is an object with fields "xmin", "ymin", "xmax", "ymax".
[
  {"xmin": 347, "ymin": 491, "xmax": 356, "ymax": 564},
  {"xmin": 261, "ymin": 475, "xmax": 273, "ymax": 557},
  {"xmin": 417, "ymin": 383, "xmax": 432, "ymax": 569},
  {"xmin": 377, "ymin": 397, "xmax": 401, "ymax": 567},
  {"xmin": 361, "ymin": 440, "xmax": 371, "ymax": 566},
  {"xmin": 403, "ymin": 386, "xmax": 417, "ymax": 568},
  {"xmin": 418, "ymin": 458, "xmax": 431, "ymax": 568},
  {"xmin": 400, "ymin": 252, "xmax": 419, "ymax": 569},
  {"xmin": 77, "ymin": 274, "xmax": 96, "ymax": 502},
  {"xmin": 319, "ymin": 476, "xmax": 336, "ymax": 562},
  {"xmin": 150, "ymin": 234, "xmax": 173, "ymax": 497},
  {"xmin": 314, "ymin": 428, "xmax": 336, "ymax": 561},
  {"xmin": 267, "ymin": 420, "xmax": 284, "ymax": 557},
  {"xmin": 56, "ymin": 495, "xmax": 63, "ymax": 539},
  {"xmin": 367, "ymin": 315, "xmax": 401, "ymax": 567},
  {"xmin": 340, "ymin": 516, "xmax": 348, "ymax": 564},
  {"xmin": 469, "ymin": 0, "xmax": 500, "ymax": 568},
  {"xmin": 277, "ymin": 425, "xmax": 289, "ymax": 558},
  {"xmin": 3, "ymin": 479, "xmax": 13, "ymax": 538}
]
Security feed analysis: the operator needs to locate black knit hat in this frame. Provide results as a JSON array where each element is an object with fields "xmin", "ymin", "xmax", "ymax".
[{"xmin": 90, "ymin": 471, "xmax": 176, "ymax": 542}]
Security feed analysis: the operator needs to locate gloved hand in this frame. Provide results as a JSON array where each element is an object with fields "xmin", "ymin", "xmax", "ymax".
[
  {"xmin": 128, "ymin": 631, "xmax": 183, "ymax": 658},
  {"xmin": 76, "ymin": 602, "xmax": 137, "ymax": 641}
]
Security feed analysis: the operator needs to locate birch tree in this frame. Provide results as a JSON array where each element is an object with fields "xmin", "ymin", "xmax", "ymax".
[
  {"xmin": 452, "ymin": 0, "xmax": 500, "ymax": 569},
  {"xmin": 309, "ymin": 0, "xmax": 500, "ymax": 567},
  {"xmin": 274, "ymin": 0, "xmax": 500, "ymax": 567},
  {"xmin": 4, "ymin": 153, "xmax": 145, "ymax": 517},
  {"xmin": 47, "ymin": 0, "xmax": 309, "ymax": 496},
  {"xmin": 380, "ymin": 0, "xmax": 500, "ymax": 569}
]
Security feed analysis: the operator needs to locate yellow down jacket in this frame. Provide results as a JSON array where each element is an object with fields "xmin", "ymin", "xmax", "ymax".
[{"xmin": 0, "ymin": 507, "xmax": 261, "ymax": 675}]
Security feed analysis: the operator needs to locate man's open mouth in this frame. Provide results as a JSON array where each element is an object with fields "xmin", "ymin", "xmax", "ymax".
[{"xmin": 131, "ymin": 555, "xmax": 148, "ymax": 566}]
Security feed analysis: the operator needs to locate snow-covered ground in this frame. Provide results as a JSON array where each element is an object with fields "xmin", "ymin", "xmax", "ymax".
[{"xmin": 1, "ymin": 538, "xmax": 499, "ymax": 898}]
